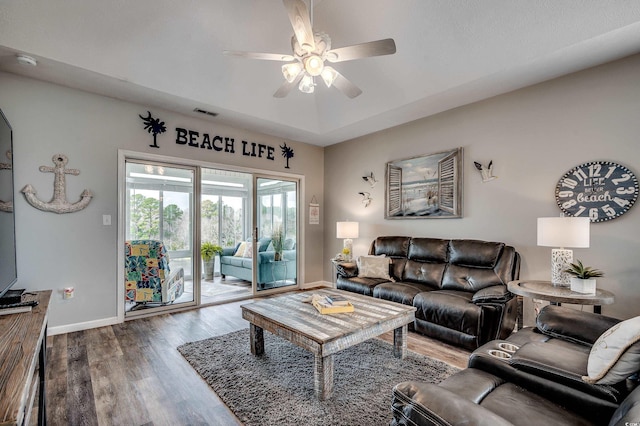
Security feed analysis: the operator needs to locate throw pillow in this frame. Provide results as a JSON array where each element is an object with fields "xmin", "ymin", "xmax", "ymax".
[
  {"xmin": 242, "ymin": 242, "xmax": 253, "ymax": 258},
  {"xmin": 233, "ymin": 242, "xmax": 247, "ymax": 257},
  {"xmin": 582, "ymin": 316, "xmax": 640, "ymax": 384},
  {"xmin": 357, "ymin": 255, "xmax": 394, "ymax": 281}
]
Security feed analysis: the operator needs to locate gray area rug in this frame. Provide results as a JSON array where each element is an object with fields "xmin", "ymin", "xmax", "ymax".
[{"xmin": 178, "ymin": 329, "xmax": 459, "ymax": 426}]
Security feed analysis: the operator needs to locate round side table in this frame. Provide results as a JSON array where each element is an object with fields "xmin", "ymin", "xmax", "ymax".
[{"xmin": 507, "ymin": 280, "xmax": 615, "ymax": 330}]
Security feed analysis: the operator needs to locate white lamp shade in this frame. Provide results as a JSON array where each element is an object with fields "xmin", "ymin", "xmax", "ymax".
[
  {"xmin": 537, "ymin": 217, "xmax": 590, "ymax": 248},
  {"xmin": 336, "ymin": 221, "xmax": 359, "ymax": 239}
]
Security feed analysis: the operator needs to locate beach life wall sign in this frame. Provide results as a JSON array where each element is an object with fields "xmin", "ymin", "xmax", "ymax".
[{"xmin": 138, "ymin": 111, "xmax": 294, "ymax": 169}]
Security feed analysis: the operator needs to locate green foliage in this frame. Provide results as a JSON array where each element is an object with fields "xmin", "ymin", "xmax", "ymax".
[
  {"xmin": 564, "ymin": 260, "xmax": 604, "ymax": 279},
  {"xmin": 272, "ymin": 224, "xmax": 284, "ymax": 254},
  {"xmin": 201, "ymin": 241, "xmax": 223, "ymax": 261}
]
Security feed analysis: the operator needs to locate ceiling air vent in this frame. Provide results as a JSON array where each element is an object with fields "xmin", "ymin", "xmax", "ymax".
[{"xmin": 194, "ymin": 108, "xmax": 218, "ymax": 117}]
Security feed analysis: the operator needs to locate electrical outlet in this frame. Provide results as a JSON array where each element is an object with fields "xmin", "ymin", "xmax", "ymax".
[{"xmin": 102, "ymin": 214, "xmax": 111, "ymax": 226}]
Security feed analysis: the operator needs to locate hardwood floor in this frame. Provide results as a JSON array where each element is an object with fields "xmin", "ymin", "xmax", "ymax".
[{"xmin": 46, "ymin": 296, "xmax": 470, "ymax": 426}]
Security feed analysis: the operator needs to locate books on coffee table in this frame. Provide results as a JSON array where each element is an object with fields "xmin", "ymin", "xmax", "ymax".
[{"xmin": 311, "ymin": 294, "xmax": 354, "ymax": 314}]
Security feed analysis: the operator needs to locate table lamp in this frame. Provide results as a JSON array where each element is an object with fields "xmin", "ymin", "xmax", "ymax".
[
  {"xmin": 336, "ymin": 221, "xmax": 359, "ymax": 261},
  {"xmin": 537, "ymin": 216, "xmax": 590, "ymax": 286}
]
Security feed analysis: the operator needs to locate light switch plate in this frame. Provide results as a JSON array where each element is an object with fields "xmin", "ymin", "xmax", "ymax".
[{"xmin": 102, "ymin": 214, "xmax": 111, "ymax": 226}]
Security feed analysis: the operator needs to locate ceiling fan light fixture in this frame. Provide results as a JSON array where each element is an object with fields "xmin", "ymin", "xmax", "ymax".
[
  {"xmin": 321, "ymin": 66, "xmax": 337, "ymax": 87},
  {"xmin": 282, "ymin": 62, "xmax": 302, "ymax": 82},
  {"xmin": 304, "ymin": 55, "xmax": 324, "ymax": 76},
  {"xmin": 299, "ymin": 74, "xmax": 315, "ymax": 93}
]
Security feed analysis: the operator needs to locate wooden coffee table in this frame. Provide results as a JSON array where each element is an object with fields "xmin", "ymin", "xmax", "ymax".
[{"xmin": 241, "ymin": 288, "xmax": 416, "ymax": 400}]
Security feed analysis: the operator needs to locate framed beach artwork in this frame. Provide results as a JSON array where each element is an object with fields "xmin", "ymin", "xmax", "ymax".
[{"xmin": 385, "ymin": 148, "xmax": 463, "ymax": 219}]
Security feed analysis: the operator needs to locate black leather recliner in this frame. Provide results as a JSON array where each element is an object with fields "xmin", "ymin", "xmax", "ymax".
[
  {"xmin": 336, "ymin": 236, "xmax": 520, "ymax": 350},
  {"xmin": 391, "ymin": 306, "xmax": 640, "ymax": 426}
]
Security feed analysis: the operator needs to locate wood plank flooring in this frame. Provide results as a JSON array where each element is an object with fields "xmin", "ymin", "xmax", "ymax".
[{"xmin": 45, "ymin": 296, "xmax": 470, "ymax": 426}]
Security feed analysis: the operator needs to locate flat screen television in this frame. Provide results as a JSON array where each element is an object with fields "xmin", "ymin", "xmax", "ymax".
[{"xmin": 0, "ymin": 109, "xmax": 17, "ymax": 299}]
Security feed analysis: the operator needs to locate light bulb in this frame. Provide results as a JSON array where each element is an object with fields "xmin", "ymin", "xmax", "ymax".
[
  {"xmin": 281, "ymin": 63, "xmax": 302, "ymax": 83},
  {"xmin": 304, "ymin": 55, "xmax": 324, "ymax": 76},
  {"xmin": 321, "ymin": 66, "xmax": 338, "ymax": 87},
  {"xmin": 299, "ymin": 74, "xmax": 315, "ymax": 93}
]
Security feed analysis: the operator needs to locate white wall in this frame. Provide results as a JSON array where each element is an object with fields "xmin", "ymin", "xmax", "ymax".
[
  {"xmin": 325, "ymin": 54, "xmax": 640, "ymax": 321},
  {"xmin": 0, "ymin": 72, "xmax": 324, "ymax": 330}
]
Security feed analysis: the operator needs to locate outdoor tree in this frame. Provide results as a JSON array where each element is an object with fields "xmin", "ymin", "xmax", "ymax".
[{"xmin": 130, "ymin": 194, "xmax": 160, "ymax": 239}]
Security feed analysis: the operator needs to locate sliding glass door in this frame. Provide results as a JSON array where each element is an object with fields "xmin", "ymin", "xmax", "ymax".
[
  {"xmin": 254, "ymin": 176, "xmax": 298, "ymax": 292},
  {"xmin": 124, "ymin": 161, "xmax": 195, "ymax": 315},
  {"xmin": 200, "ymin": 168, "xmax": 253, "ymax": 303},
  {"xmin": 122, "ymin": 155, "xmax": 300, "ymax": 315}
]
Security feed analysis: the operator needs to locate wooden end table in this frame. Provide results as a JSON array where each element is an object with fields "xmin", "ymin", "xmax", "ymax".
[
  {"xmin": 241, "ymin": 289, "xmax": 416, "ymax": 400},
  {"xmin": 508, "ymin": 280, "xmax": 615, "ymax": 329}
]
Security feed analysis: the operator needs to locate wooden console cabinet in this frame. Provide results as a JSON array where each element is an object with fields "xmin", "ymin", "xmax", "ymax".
[{"xmin": 0, "ymin": 290, "xmax": 51, "ymax": 425}]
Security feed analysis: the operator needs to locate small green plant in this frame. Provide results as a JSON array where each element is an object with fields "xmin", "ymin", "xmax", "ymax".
[
  {"xmin": 564, "ymin": 260, "xmax": 604, "ymax": 279},
  {"xmin": 201, "ymin": 241, "xmax": 223, "ymax": 261}
]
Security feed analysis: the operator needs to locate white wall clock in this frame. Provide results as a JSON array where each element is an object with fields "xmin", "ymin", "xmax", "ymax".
[{"xmin": 555, "ymin": 161, "xmax": 639, "ymax": 222}]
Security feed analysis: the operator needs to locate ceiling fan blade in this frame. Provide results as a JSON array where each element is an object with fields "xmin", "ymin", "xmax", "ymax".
[
  {"xmin": 282, "ymin": 0, "xmax": 315, "ymax": 52},
  {"xmin": 326, "ymin": 38, "xmax": 396, "ymax": 63},
  {"xmin": 273, "ymin": 72, "xmax": 304, "ymax": 98},
  {"xmin": 332, "ymin": 72, "xmax": 362, "ymax": 99},
  {"xmin": 223, "ymin": 50, "xmax": 294, "ymax": 62}
]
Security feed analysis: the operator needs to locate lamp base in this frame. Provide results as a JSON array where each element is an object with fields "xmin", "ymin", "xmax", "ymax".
[
  {"xmin": 551, "ymin": 248, "xmax": 573, "ymax": 287},
  {"xmin": 343, "ymin": 238, "xmax": 353, "ymax": 262}
]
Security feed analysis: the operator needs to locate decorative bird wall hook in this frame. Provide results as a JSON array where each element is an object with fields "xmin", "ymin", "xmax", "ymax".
[
  {"xmin": 362, "ymin": 172, "xmax": 378, "ymax": 188},
  {"xmin": 21, "ymin": 154, "xmax": 93, "ymax": 214},
  {"xmin": 358, "ymin": 191, "xmax": 372, "ymax": 207},
  {"xmin": 474, "ymin": 161, "xmax": 497, "ymax": 183}
]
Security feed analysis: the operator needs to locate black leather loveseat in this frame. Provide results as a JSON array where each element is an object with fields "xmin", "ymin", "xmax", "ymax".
[
  {"xmin": 336, "ymin": 236, "xmax": 520, "ymax": 350},
  {"xmin": 391, "ymin": 305, "xmax": 640, "ymax": 426}
]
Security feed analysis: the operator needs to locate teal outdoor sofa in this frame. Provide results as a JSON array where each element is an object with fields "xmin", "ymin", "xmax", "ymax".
[{"xmin": 219, "ymin": 237, "xmax": 296, "ymax": 287}]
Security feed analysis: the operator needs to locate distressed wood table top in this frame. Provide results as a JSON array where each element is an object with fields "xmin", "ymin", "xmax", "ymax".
[
  {"xmin": 508, "ymin": 280, "xmax": 615, "ymax": 305},
  {"xmin": 241, "ymin": 288, "xmax": 416, "ymax": 357},
  {"xmin": 242, "ymin": 288, "xmax": 416, "ymax": 400}
]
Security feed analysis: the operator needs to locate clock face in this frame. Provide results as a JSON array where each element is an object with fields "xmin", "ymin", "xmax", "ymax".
[{"xmin": 555, "ymin": 161, "xmax": 639, "ymax": 222}]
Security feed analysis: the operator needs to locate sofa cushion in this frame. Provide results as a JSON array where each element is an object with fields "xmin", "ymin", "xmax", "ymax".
[
  {"xmin": 402, "ymin": 260, "xmax": 445, "ymax": 287},
  {"xmin": 407, "ymin": 238, "xmax": 448, "ymax": 263},
  {"xmin": 336, "ymin": 276, "xmax": 387, "ymax": 296},
  {"xmin": 357, "ymin": 255, "xmax": 393, "ymax": 280},
  {"xmin": 234, "ymin": 242, "xmax": 247, "ymax": 257},
  {"xmin": 374, "ymin": 281, "xmax": 433, "ymax": 305},
  {"xmin": 414, "ymin": 290, "xmax": 480, "ymax": 337},
  {"xmin": 242, "ymin": 242, "xmax": 253, "ymax": 257},
  {"xmin": 583, "ymin": 316, "xmax": 640, "ymax": 385},
  {"xmin": 442, "ymin": 265, "xmax": 505, "ymax": 292},
  {"xmin": 283, "ymin": 238, "xmax": 295, "ymax": 250},
  {"xmin": 371, "ymin": 236, "xmax": 411, "ymax": 258},
  {"xmin": 257, "ymin": 237, "xmax": 271, "ymax": 252},
  {"xmin": 449, "ymin": 240, "xmax": 504, "ymax": 268}
]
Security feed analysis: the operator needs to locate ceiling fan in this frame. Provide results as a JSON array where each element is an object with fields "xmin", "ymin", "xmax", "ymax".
[{"xmin": 223, "ymin": 0, "xmax": 396, "ymax": 99}]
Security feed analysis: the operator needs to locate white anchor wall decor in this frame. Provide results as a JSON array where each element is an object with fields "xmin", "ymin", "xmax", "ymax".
[
  {"xmin": 22, "ymin": 154, "xmax": 93, "ymax": 214},
  {"xmin": 0, "ymin": 150, "xmax": 12, "ymax": 213}
]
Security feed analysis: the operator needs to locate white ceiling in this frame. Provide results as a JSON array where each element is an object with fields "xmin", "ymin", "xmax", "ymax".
[{"xmin": 1, "ymin": 0, "xmax": 640, "ymax": 146}]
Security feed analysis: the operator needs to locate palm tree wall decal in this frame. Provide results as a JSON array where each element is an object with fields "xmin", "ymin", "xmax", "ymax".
[
  {"xmin": 280, "ymin": 143, "xmax": 294, "ymax": 169},
  {"xmin": 139, "ymin": 111, "xmax": 167, "ymax": 148}
]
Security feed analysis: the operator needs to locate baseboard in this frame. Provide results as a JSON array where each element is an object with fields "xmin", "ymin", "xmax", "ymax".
[
  {"xmin": 49, "ymin": 316, "xmax": 120, "ymax": 336},
  {"xmin": 300, "ymin": 280, "xmax": 332, "ymax": 289}
]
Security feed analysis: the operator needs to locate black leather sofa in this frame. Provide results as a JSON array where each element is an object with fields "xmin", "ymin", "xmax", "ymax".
[
  {"xmin": 336, "ymin": 236, "xmax": 520, "ymax": 350},
  {"xmin": 391, "ymin": 306, "xmax": 640, "ymax": 426}
]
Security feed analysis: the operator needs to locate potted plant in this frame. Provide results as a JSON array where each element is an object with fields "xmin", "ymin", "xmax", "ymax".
[
  {"xmin": 564, "ymin": 260, "xmax": 604, "ymax": 294},
  {"xmin": 272, "ymin": 225, "xmax": 284, "ymax": 261},
  {"xmin": 201, "ymin": 241, "xmax": 223, "ymax": 280}
]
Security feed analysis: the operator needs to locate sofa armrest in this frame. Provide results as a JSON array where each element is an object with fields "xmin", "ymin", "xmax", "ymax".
[
  {"xmin": 536, "ymin": 305, "xmax": 620, "ymax": 346},
  {"xmin": 471, "ymin": 285, "xmax": 512, "ymax": 304},
  {"xmin": 391, "ymin": 381, "xmax": 512, "ymax": 426},
  {"xmin": 335, "ymin": 262, "xmax": 358, "ymax": 278}
]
